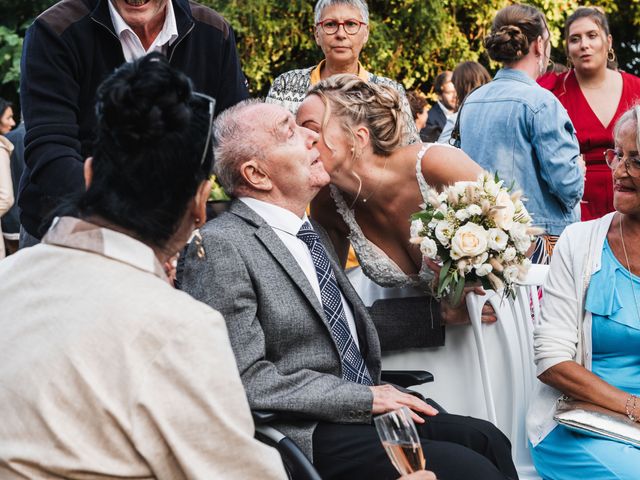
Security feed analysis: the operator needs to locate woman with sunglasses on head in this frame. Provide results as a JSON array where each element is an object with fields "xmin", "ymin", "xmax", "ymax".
[
  {"xmin": 538, "ymin": 6, "xmax": 640, "ymax": 222},
  {"xmin": 0, "ymin": 53, "xmax": 286, "ymax": 478},
  {"xmin": 527, "ymin": 104, "xmax": 640, "ymax": 479},
  {"xmin": 266, "ymin": 0, "xmax": 417, "ymax": 144},
  {"xmin": 458, "ymin": 4, "xmax": 585, "ymax": 264}
]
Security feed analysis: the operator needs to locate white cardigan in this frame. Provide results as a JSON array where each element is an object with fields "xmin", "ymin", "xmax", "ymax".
[{"xmin": 526, "ymin": 212, "xmax": 615, "ymax": 447}]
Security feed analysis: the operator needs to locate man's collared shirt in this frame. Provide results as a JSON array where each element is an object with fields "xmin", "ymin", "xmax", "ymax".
[
  {"xmin": 108, "ymin": 0, "xmax": 178, "ymax": 62},
  {"xmin": 240, "ymin": 197, "xmax": 360, "ymax": 349},
  {"xmin": 437, "ymin": 100, "xmax": 455, "ymax": 118}
]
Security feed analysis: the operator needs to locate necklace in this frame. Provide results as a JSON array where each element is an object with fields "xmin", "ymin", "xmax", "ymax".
[
  {"xmin": 618, "ymin": 214, "xmax": 640, "ymax": 320},
  {"xmin": 360, "ymin": 157, "xmax": 389, "ymax": 205}
]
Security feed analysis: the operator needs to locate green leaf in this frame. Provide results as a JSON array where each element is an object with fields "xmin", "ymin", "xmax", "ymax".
[
  {"xmin": 438, "ymin": 259, "xmax": 452, "ymax": 287},
  {"xmin": 450, "ymin": 276, "xmax": 466, "ymax": 307},
  {"xmin": 438, "ymin": 272, "xmax": 453, "ymax": 296}
]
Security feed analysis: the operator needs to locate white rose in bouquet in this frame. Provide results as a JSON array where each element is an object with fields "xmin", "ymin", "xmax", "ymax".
[
  {"xmin": 435, "ymin": 220, "xmax": 455, "ymax": 247},
  {"xmin": 410, "ymin": 219, "xmax": 425, "ymax": 240},
  {"xmin": 473, "ymin": 251, "xmax": 489, "ymax": 266},
  {"xmin": 420, "ymin": 237, "xmax": 438, "ymax": 259},
  {"xmin": 487, "ymin": 228, "xmax": 508, "ymax": 251},
  {"xmin": 502, "ymin": 246, "xmax": 517, "ymax": 262},
  {"xmin": 483, "ymin": 178, "xmax": 501, "ymax": 197},
  {"xmin": 455, "ymin": 209, "xmax": 471, "ymax": 221},
  {"xmin": 467, "ymin": 204, "xmax": 482, "ymax": 216},
  {"xmin": 491, "ymin": 191, "xmax": 516, "ymax": 230},
  {"xmin": 503, "ymin": 265, "xmax": 520, "ymax": 283},
  {"xmin": 510, "ymin": 222, "xmax": 532, "ymax": 253},
  {"xmin": 475, "ymin": 263, "xmax": 493, "ymax": 277},
  {"xmin": 450, "ymin": 223, "xmax": 489, "ymax": 260}
]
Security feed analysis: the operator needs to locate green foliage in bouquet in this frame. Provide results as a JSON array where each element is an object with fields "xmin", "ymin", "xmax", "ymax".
[{"xmin": 410, "ymin": 172, "xmax": 542, "ymax": 306}]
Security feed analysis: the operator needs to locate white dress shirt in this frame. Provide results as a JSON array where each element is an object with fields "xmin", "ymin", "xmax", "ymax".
[
  {"xmin": 437, "ymin": 100, "xmax": 455, "ymax": 119},
  {"xmin": 240, "ymin": 197, "xmax": 361, "ymax": 349},
  {"xmin": 108, "ymin": 0, "xmax": 178, "ymax": 62}
]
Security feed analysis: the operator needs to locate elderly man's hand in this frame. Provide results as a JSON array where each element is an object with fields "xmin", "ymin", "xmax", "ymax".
[
  {"xmin": 370, "ymin": 385, "xmax": 438, "ymax": 424},
  {"xmin": 398, "ymin": 471, "xmax": 437, "ymax": 480}
]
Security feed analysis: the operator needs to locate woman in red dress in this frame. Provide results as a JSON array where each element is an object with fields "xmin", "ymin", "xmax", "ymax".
[{"xmin": 539, "ymin": 7, "xmax": 640, "ymax": 221}]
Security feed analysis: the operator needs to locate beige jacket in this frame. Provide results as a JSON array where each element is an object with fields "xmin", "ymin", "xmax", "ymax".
[
  {"xmin": 0, "ymin": 136, "xmax": 14, "ymax": 259},
  {"xmin": 0, "ymin": 217, "xmax": 286, "ymax": 479}
]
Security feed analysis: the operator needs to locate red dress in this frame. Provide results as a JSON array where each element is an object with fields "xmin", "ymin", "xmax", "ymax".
[{"xmin": 538, "ymin": 70, "xmax": 640, "ymax": 220}]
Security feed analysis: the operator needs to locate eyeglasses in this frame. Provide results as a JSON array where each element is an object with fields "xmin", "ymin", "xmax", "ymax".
[
  {"xmin": 604, "ymin": 149, "xmax": 640, "ymax": 178},
  {"xmin": 193, "ymin": 92, "xmax": 216, "ymax": 166},
  {"xmin": 315, "ymin": 18, "xmax": 367, "ymax": 35}
]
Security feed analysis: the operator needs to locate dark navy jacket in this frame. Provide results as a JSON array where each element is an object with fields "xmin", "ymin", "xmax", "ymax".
[{"xmin": 19, "ymin": 0, "xmax": 249, "ymax": 238}]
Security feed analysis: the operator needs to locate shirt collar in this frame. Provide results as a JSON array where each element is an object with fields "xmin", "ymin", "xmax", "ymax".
[
  {"xmin": 494, "ymin": 68, "xmax": 537, "ymax": 86},
  {"xmin": 437, "ymin": 101, "xmax": 454, "ymax": 117},
  {"xmin": 239, "ymin": 197, "xmax": 308, "ymax": 236},
  {"xmin": 42, "ymin": 217, "xmax": 167, "ymax": 280},
  {"xmin": 108, "ymin": 0, "xmax": 178, "ymax": 49},
  {"xmin": 309, "ymin": 59, "xmax": 370, "ymax": 85}
]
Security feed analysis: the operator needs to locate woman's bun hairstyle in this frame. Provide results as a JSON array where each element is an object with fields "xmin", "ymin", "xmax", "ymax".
[
  {"xmin": 77, "ymin": 53, "xmax": 214, "ymax": 248},
  {"xmin": 484, "ymin": 4, "xmax": 548, "ymax": 64},
  {"xmin": 307, "ymin": 74, "xmax": 406, "ymax": 156}
]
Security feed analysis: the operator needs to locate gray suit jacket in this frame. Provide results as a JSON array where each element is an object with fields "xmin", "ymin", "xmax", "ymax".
[{"xmin": 181, "ymin": 200, "xmax": 382, "ymax": 459}]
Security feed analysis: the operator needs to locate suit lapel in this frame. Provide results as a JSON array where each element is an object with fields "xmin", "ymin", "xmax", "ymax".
[{"xmin": 229, "ymin": 201, "xmax": 328, "ymax": 327}]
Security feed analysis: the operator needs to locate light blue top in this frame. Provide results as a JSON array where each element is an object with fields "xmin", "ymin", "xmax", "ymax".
[
  {"xmin": 530, "ymin": 239, "xmax": 640, "ymax": 480},
  {"xmin": 586, "ymin": 239, "xmax": 640, "ymax": 394},
  {"xmin": 459, "ymin": 68, "xmax": 583, "ymax": 236}
]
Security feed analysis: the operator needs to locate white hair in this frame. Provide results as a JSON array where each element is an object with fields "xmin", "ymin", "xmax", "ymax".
[
  {"xmin": 212, "ymin": 99, "xmax": 265, "ymax": 195},
  {"xmin": 314, "ymin": 0, "xmax": 369, "ymax": 24},
  {"xmin": 613, "ymin": 104, "xmax": 640, "ymax": 152}
]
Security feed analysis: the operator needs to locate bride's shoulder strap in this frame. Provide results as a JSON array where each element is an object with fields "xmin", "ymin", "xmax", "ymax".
[{"xmin": 415, "ymin": 143, "xmax": 432, "ymax": 203}]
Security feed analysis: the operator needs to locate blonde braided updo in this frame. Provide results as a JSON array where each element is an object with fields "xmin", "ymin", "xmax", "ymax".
[{"xmin": 306, "ymin": 74, "xmax": 406, "ymax": 157}]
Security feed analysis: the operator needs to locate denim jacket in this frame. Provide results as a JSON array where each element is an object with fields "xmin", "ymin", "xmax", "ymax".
[{"xmin": 459, "ymin": 68, "xmax": 583, "ymax": 236}]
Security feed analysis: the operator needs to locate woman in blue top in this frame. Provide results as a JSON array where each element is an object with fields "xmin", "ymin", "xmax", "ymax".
[
  {"xmin": 528, "ymin": 105, "xmax": 640, "ymax": 479},
  {"xmin": 459, "ymin": 4, "xmax": 585, "ymax": 263}
]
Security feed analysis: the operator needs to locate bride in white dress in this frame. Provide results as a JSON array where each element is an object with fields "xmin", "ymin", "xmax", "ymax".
[
  {"xmin": 296, "ymin": 74, "xmax": 509, "ymax": 419},
  {"xmin": 296, "ymin": 74, "xmax": 491, "ymax": 321}
]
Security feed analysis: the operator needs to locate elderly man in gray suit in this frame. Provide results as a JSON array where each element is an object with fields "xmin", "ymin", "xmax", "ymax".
[{"xmin": 180, "ymin": 100, "xmax": 518, "ymax": 480}]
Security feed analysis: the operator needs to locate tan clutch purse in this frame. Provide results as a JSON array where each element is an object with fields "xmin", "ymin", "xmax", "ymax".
[{"xmin": 554, "ymin": 397, "xmax": 640, "ymax": 447}]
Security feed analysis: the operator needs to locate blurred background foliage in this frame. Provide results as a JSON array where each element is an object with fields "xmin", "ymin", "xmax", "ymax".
[{"xmin": 1, "ymin": 0, "xmax": 639, "ymax": 113}]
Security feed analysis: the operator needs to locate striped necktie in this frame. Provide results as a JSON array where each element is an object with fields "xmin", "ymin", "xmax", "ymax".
[{"xmin": 297, "ymin": 221, "xmax": 373, "ymax": 386}]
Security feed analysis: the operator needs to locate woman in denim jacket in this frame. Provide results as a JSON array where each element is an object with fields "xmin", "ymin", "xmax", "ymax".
[{"xmin": 459, "ymin": 4, "xmax": 585, "ymax": 263}]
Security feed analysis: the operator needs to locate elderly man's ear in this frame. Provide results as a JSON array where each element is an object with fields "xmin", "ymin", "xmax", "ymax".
[{"xmin": 239, "ymin": 159, "xmax": 273, "ymax": 192}]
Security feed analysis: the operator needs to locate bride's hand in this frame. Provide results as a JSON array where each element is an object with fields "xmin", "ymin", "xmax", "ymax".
[{"xmin": 425, "ymin": 259, "xmax": 497, "ymax": 325}]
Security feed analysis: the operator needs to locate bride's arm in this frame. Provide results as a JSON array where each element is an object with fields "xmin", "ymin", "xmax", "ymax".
[
  {"xmin": 310, "ymin": 185, "xmax": 351, "ymax": 268},
  {"xmin": 421, "ymin": 145, "xmax": 484, "ymax": 189}
]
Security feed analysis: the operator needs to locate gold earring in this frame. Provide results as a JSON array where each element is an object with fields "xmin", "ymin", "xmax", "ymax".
[
  {"xmin": 194, "ymin": 230, "xmax": 205, "ymax": 259},
  {"xmin": 608, "ymin": 47, "xmax": 616, "ymax": 63}
]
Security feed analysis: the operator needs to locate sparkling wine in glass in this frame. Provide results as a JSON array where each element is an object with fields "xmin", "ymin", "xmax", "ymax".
[{"xmin": 374, "ymin": 407, "xmax": 426, "ymax": 475}]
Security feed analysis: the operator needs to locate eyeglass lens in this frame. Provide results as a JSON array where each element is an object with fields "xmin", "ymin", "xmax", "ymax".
[
  {"xmin": 605, "ymin": 149, "xmax": 640, "ymax": 177},
  {"xmin": 319, "ymin": 19, "xmax": 363, "ymax": 35}
]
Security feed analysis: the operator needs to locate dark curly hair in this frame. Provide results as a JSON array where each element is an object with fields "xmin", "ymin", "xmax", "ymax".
[
  {"xmin": 484, "ymin": 4, "xmax": 548, "ymax": 64},
  {"xmin": 77, "ymin": 53, "xmax": 214, "ymax": 248}
]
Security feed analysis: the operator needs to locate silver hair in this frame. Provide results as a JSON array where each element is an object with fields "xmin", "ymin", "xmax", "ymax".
[
  {"xmin": 613, "ymin": 104, "xmax": 640, "ymax": 152},
  {"xmin": 314, "ymin": 0, "xmax": 369, "ymax": 24},
  {"xmin": 212, "ymin": 98, "xmax": 265, "ymax": 195}
]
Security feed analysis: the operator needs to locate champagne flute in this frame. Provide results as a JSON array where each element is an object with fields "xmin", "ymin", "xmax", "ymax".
[{"xmin": 374, "ymin": 407, "xmax": 426, "ymax": 475}]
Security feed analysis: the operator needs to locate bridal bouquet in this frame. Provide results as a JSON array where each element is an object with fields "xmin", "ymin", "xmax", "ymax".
[{"xmin": 410, "ymin": 172, "xmax": 542, "ymax": 305}]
